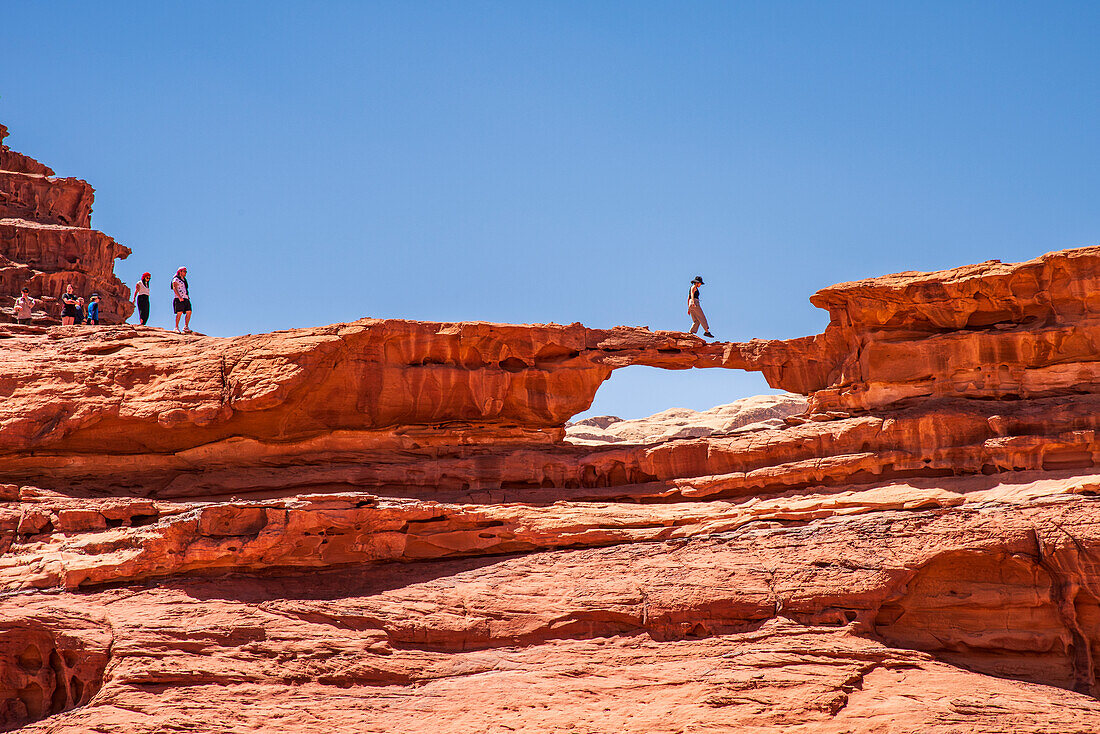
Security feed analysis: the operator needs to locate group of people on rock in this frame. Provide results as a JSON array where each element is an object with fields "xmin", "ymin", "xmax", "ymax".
[
  {"xmin": 9, "ymin": 266, "xmax": 193, "ymax": 332},
  {"xmin": 15, "ymin": 266, "xmax": 705, "ymax": 338},
  {"xmin": 14, "ymin": 285, "xmax": 101, "ymax": 326},
  {"xmin": 60, "ymin": 285, "xmax": 101, "ymax": 326},
  {"xmin": 131, "ymin": 266, "xmax": 193, "ymax": 332}
]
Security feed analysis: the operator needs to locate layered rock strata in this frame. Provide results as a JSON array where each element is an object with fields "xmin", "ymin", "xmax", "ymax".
[
  {"xmin": 4, "ymin": 125, "xmax": 1100, "ymax": 732},
  {"xmin": 2, "ymin": 271, "xmax": 1100, "ymax": 733},
  {"xmin": 791, "ymin": 246, "xmax": 1100, "ymax": 412},
  {"xmin": 565, "ymin": 393, "xmax": 808, "ymax": 444},
  {"xmin": 6, "ymin": 461, "xmax": 1100, "ymax": 732},
  {"xmin": 0, "ymin": 124, "xmax": 132, "ymax": 324}
]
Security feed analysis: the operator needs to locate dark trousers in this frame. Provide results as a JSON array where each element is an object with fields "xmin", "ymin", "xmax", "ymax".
[{"xmin": 137, "ymin": 294, "xmax": 150, "ymax": 325}]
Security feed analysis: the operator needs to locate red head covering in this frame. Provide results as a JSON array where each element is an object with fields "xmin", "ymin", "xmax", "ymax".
[{"xmin": 142, "ymin": 272, "xmax": 151, "ymax": 279}]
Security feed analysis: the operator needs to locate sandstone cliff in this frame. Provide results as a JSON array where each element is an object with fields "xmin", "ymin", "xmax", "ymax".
[
  {"xmin": 0, "ymin": 124, "xmax": 132, "ymax": 324},
  {"xmin": 4, "ymin": 124, "xmax": 1100, "ymax": 733}
]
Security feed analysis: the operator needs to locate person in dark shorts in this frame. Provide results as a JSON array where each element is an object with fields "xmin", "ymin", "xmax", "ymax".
[
  {"xmin": 87, "ymin": 293, "xmax": 101, "ymax": 325},
  {"xmin": 687, "ymin": 275, "xmax": 714, "ymax": 338},
  {"xmin": 172, "ymin": 266, "xmax": 192, "ymax": 333},
  {"xmin": 60, "ymin": 284, "xmax": 79, "ymax": 326},
  {"xmin": 14, "ymin": 287, "xmax": 35, "ymax": 325},
  {"xmin": 133, "ymin": 272, "xmax": 151, "ymax": 325}
]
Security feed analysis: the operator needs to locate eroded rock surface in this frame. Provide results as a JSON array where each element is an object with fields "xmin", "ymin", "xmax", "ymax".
[
  {"xmin": 799, "ymin": 246, "xmax": 1100, "ymax": 412},
  {"xmin": 5, "ymin": 124, "xmax": 1100, "ymax": 732},
  {"xmin": 566, "ymin": 393, "xmax": 808, "ymax": 444},
  {"xmin": 0, "ymin": 125, "xmax": 132, "ymax": 324}
]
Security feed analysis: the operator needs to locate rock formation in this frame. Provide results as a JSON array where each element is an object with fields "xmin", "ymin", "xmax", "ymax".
[
  {"xmin": 0, "ymin": 124, "xmax": 132, "ymax": 325},
  {"xmin": 565, "ymin": 393, "xmax": 808, "ymax": 444},
  {"xmin": 3, "ymin": 123, "xmax": 1100, "ymax": 732}
]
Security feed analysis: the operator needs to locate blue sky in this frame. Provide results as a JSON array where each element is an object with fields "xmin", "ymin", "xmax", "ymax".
[{"xmin": 4, "ymin": 1, "xmax": 1098, "ymax": 418}]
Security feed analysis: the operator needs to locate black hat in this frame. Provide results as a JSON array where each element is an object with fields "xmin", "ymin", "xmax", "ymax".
[{"xmin": 692, "ymin": 276, "xmax": 704, "ymax": 284}]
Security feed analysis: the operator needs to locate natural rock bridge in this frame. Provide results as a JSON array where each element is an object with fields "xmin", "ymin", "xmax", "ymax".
[{"xmin": 5, "ymin": 123, "xmax": 1100, "ymax": 733}]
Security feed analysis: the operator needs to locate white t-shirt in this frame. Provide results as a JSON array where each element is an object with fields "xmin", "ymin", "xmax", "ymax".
[
  {"xmin": 172, "ymin": 276, "xmax": 189, "ymax": 300},
  {"xmin": 14, "ymin": 295, "xmax": 35, "ymax": 319},
  {"xmin": 134, "ymin": 281, "xmax": 150, "ymax": 297}
]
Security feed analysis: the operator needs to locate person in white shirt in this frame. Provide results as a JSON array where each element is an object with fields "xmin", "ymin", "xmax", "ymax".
[
  {"xmin": 14, "ymin": 287, "xmax": 35, "ymax": 325},
  {"xmin": 172, "ymin": 266, "xmax": 192, "ymax": 333},
  {"xmin": 133, "ymin": 272, "xmax": 151, "ymax": 325}
]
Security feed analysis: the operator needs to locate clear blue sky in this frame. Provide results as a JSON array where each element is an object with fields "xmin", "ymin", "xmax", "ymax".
[{"xmin": 4, "ymin": 1, "xmax": 1098, "ymax": 418}]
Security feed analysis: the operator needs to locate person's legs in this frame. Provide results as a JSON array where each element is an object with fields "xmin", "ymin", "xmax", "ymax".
[
  {"xmin": 62, "ymin": 317, "xmax": 73, "ymax": 326},
  {"xmin": 184, "ymin": 310, "xmax": 192, "ymax": 331},
  {"xmin": 698, "ymin": 307, "xmax": 710, "ymax": 333},
  {"xmin": 174, "ymin": 311, "xmax": 182, "ymax": 331},
  {"xmin": 688, "ymin": 304, "xmax": 703, "ymax": 334}
]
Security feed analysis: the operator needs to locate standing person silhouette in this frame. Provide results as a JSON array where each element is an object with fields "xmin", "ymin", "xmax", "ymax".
[
  {"xmin": 133, "ymin": 272, "xmax": 151, "ymax": 325},
  {"xmin": 687, "ymin": 276, "xmax": 713, "ymax": 338},
  {"xmin": 60, "ymin": 284, "xmax": 79, "ymax": 326},
  {"xmin": 14, "ymin": 287, "xmax": 35, "ymax": 325},
  {"xmin": 87, "ymin": 293, "xmax": 101, "ymax": 325},
  {"xmin": 172, "ymin": 266, "xmax": 192, "ymax": 333}
]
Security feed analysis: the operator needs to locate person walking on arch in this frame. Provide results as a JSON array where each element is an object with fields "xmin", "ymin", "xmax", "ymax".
[
  {"xmin": 133, "ymin": 272, "xmax": 151, "ymax": 325},
  {"xmin": 172, "ymin": 266, "xmax": 192, "ymax": 333},
  {"xmin": 687, "ymin": 275, "xmax": 713, "ymax": 338}
]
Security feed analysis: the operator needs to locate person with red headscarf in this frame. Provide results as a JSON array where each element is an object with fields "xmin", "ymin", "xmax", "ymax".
[
  {"xmin": 133, "ymin": 272, "xmax": 151, "ymax": 325},
  {"xmin": 172, "ymin": 266, "xmax": 192, "ymax": 333}
]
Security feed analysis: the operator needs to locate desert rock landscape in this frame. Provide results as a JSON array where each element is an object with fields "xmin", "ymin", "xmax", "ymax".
[{"xmin": 4, "ymin": 126, "xmax": 1100, "ymax": 733}]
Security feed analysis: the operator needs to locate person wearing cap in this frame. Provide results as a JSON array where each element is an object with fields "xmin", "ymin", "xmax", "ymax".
[
  {"xmin": 60, "ymin": 284, "xmax": 79, "ymax": 326},
  {"xmin": 133, "ymin": 272, "xmax": 151, "ymax": 325},
  {"xmin": 75, "ymin": 297, "xmax": 87, "ymax": 325},
  {"xmin": 87, "ymin": 293, "xmax": 101, "ymax": 325},
  {"xmin": 14, "ymin": 287, "xmax": 35, "ymax": 325},
  {"xmin": 172, "ymin": 266, "xmax": 192, "ymax": 333},
  {"xmin": 688, "ymin": 276, "xmax": 714, "ymax": 338}
]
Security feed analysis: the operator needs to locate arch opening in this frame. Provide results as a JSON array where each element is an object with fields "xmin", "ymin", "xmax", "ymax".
[{"xmin": 567, "ymin": 366, "xmax": 804, "ymax": 446}]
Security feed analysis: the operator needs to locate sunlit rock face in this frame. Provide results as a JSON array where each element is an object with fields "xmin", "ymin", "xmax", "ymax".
[
  {"xmin": 0, "ymin": 124, "xmax": 133, "ymax": 325},
  {"xmin": 565, "ymin": 393, "xmax": 809, "ymax": 445},
  {"xmin": 4, "ymin": 123, "xmax": 1100, "ymax": 733},
  {"xmin": 797, "ymin": 246, "xmax": 1100, "ymax": 412}
]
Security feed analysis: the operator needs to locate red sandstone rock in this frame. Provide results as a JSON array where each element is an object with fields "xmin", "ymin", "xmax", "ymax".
[
  {"xmin": 0, "ymin": 220, "xmax": 133, "ymax": 323},
  {"xmin": 0, "ymin": 320, "xmax": 747, "ymax": 459},
  {"xmin": 796, "ymin": 246, "xmax": 1100, "ymax": 411},
  {"xmin": 4, "ymin": 125, "xmax": 1100, "ymax": 731},
  {"xmin": 5, "ymin": 479, "xmax": 1100, "ymax": 732},
  {"xmin": 0, "ymin": 125, "xmax": 131, "ymax": 324},
  {"xmin": 0, "ymin": 171, "xmax": 93, "ymax": 228},
  {"xmin": 0, "ymin": 125, "xmax": 54, "ymax": 176}
]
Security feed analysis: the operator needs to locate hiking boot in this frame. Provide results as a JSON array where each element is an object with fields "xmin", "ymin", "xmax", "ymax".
[{"xmin": 703, "ymin": 331, "xmax": 714, "ymax": 338}]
